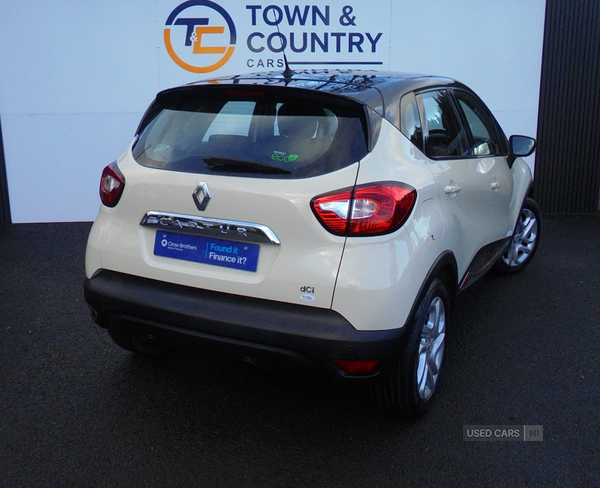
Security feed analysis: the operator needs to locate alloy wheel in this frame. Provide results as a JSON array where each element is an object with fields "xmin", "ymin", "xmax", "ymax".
[
  {"xmin": 502, "ymin": 207, "xmax": 539, "ymax": 267},
  {"xmin": 416, "ymin": 296, "xmax": 446, "ymax": 401}
]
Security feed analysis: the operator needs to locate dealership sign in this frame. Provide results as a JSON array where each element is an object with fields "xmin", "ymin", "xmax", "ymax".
[{"xmin": 164, "ymin": 1, "xmax": 387, "ymax": 73}]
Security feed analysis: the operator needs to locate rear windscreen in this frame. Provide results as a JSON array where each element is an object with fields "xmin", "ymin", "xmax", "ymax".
[{"xmin": 132, "ymin": 87, "xmax": 369, "ymax": 178}]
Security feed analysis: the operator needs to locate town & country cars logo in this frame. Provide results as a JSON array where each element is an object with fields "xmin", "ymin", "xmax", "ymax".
[{"xmin": 164, "ymin": 2, "xmax": 385, "ymax": 73}]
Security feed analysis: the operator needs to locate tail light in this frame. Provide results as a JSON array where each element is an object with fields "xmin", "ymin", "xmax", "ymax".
[
  {"xmin": 100, "ymin": 162, "xmax": 125, "ymax": 207},
  {"xmin": 311, "ymin": 182, "xmax": 416, "ymax": 236}
]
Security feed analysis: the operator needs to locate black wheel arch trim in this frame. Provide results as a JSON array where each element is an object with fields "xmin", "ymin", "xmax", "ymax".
[{"xmin": 405, "ymin": 250, "xmax": 458, "ymax": 328}]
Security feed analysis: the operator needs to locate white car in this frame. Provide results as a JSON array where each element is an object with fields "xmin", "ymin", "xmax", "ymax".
[{"xmin": 84, "ymin": 70, "xmax": 541, "ymax": 417}]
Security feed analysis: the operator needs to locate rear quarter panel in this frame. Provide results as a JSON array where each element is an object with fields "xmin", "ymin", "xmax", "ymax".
[{"xmin": 331, "ymin": 121, "xmax": 452, "ymax": 331}]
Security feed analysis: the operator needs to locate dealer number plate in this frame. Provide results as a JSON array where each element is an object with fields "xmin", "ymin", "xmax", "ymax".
[{"xmin": 154, "ymin": 231, "xmax": 259, "ymax": 272}]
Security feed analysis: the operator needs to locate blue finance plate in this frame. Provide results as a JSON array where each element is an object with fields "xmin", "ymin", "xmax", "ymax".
[{"xmin": 154, "ymin": 231, "xmax": 260, "ymax": 272}]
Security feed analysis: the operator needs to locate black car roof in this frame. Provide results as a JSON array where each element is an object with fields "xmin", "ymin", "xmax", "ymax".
[
  {"xmin": 184, "ymin": 69, "xmax": 460, "ymax": 120},
  {"xmin": 149, "ymin": 70, "xmax": 466, "ymax": 150}
]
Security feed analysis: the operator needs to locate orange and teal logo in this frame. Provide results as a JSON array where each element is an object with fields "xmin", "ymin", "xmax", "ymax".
[{"xmin": 164, "ymin": 1, "xmax": 236, "ymax": 73}]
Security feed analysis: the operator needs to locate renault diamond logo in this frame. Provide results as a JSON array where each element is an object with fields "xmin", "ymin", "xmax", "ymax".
[{"xmin": 193, "ymin": 182, "xmax": 211, "ymax": 211}]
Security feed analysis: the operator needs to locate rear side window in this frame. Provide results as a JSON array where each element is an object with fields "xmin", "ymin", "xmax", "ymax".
[
  {"xmin": 400, "ymin": 92, "xmax": 423, "ymax": 151},
  {"xmin": 132, "ymin": 87, "xmax": 369, "ymax": 178}
]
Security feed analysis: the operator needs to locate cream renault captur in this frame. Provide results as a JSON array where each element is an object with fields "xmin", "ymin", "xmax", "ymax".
[{"xmin": 84, "ymin": 70, "xmax": 541, "ymax": 417}]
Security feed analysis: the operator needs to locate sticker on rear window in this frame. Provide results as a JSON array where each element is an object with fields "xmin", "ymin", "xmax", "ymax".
[{"xmin": 271, "ymin": 151, "xmax": 298, "ymax": 163}]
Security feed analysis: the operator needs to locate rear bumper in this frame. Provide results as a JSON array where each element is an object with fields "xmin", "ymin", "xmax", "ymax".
[{"xmin": 83, "ymin": 270, "xmax": 406, "ymax": 380}]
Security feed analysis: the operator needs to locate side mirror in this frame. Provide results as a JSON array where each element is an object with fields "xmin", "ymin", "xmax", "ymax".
[
  {"xmin": 508, "ymin": 135, "xmax": 536, "ymax": 167},
  {"xmin": 510, "ymin": 135, "xmax": 536, "ymax": 156}
]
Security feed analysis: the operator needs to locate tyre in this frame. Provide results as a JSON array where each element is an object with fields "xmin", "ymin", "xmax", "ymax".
[
  {"xmin": 494, "ymin": 197, "xmax": 542, "ymax": 275},
  {"xmin": 370, "ymin": 278, "xmax": 449, "ymax": 418}
]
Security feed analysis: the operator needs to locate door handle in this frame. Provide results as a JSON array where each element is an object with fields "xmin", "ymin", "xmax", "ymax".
[{"xmin": 444, "ymin": 185, "xmax": 461, "ymax": 195}]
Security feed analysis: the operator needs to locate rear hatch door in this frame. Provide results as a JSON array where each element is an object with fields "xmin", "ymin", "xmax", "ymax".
[{"xmin": 107, "ymin": 84, "xmax": 369, "ymax": 309}]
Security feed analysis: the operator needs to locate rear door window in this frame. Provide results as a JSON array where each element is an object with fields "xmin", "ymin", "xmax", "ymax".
[
  {"xmin": 418, "ymin": 90, "xmax": 469, "ymax": 159},
  {"xmin": 132, "ymin": 87, "xmax": 369, "ymax": 178}
]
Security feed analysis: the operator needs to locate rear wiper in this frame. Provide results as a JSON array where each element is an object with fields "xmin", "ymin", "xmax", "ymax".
[{"xmin": 204, "ymin": 157, "xmax": 291, "ymax": 175}]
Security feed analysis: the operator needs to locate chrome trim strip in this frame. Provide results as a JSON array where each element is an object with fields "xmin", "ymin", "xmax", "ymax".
[{"xmin": 140, "ymin": 211, "xmax": 281, "ymax": 245}]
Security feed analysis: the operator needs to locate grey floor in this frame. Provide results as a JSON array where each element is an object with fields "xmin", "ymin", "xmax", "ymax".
[{"xmin": 1, "ymin": 216, "xmax": 598, "ymax": 487}]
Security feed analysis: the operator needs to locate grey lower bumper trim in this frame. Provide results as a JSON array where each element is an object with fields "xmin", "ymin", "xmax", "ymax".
[{"xmin": 84, "ymin": 270, "xmax": 406, "ymax": 378}]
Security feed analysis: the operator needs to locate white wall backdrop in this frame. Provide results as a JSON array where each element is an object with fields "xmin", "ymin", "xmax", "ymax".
[{"xmin": 0, "ymin": 0, "xmax": 546, "ymax": 223}]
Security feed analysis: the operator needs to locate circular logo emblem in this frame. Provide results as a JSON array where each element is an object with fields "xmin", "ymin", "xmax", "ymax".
[{"xmin": 164, "ymin": 1, "xmax": 236, "ymax": 73}]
